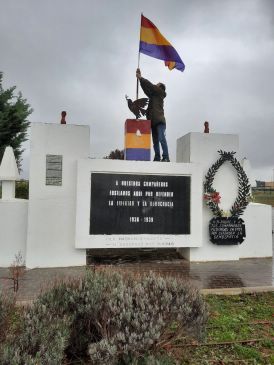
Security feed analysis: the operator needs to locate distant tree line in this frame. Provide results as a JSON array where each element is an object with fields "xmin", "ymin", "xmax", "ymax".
[{"xmin": 104, "ymin": 149, "xmax": 124, "ymax": 160}]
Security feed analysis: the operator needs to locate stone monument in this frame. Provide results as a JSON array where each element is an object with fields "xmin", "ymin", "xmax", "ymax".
[{"xmin": 0, "ymin": 123, "xmax": 272, "ymax": 268}]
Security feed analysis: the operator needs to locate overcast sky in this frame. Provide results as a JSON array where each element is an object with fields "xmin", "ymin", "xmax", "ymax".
[{"xmin": 1, "ymin": 0, "xmax": 273, "ymax": 180}]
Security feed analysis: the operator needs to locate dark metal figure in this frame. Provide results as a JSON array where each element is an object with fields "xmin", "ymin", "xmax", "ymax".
[
  {"xmin": 125, "ymin": 95, "xmax": 148, "ymax": 119},
  {"xmin": 204, "ymin": 121, "xmax": 209, "ymax": 133},
  {"xmin": 61, "ymin": 111, "xmax": 67, "ymax": 124}
]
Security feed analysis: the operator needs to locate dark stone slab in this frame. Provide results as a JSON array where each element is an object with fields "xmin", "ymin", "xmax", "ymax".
[{"xmin": 90, "ymin": 173, "xmax": 191, "ymax": 235}]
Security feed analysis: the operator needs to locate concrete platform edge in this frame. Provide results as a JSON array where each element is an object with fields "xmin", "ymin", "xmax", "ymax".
[{"xmin": 201, "ymin": 286, "xmax": 274, "ymax": 295}]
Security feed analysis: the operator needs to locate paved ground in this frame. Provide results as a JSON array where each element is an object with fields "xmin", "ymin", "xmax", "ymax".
[
  {"xmin": 0, "ymin": 209, "xmax": 273, "ymax": 301},
  {"xmin": 1, "ymin": 256, "xmax": 273, "ymax": 301}
]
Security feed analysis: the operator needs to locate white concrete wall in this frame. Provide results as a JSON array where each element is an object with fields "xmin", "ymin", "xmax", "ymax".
[
  {"xmin": 26, "ymin": 123, "xmax": 90, "ymax": 268},
  {"xmin": 241, "ymin": 158, "xmax": 256, "ymax": 188},
  {"xmin": 1, "ymin": 127, "xmax": 269, "ymax": 268},
  {"xmin": 240, "ymin": 203, "xmax": 272, "ymax": 258},
  {"xmin": 177, "ymin": 132, "xmax": 241, "ymax": 261},
  {"xmin": 176, "ymin": 132, "xmax": 272, "ymax": 261},
  {"xmin": 0, "ymin": 200, "xmax": 28, "ymax": 267}
]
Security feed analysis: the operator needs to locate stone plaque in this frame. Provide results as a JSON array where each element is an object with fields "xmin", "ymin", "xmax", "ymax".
[
  {"xmin": 46, "ymin": 155, "xmax": 62, "ymax": 186},
  {"xmin": 90, "ymin": 173, "xmax": 191, "ymax": 235},
  {"xmin": 209, "ymin": 217, "xmax": 246, "ymax": 245}
]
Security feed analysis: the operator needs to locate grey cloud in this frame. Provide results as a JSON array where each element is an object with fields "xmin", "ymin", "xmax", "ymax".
[{"xmin": 0, "ymin": 0, "xmax": 273, "ymax": 180}]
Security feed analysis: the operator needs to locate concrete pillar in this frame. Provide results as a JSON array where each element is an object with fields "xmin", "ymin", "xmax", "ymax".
[
  {"xmin": 2, "ymin": 180, "xmax": 15, "ymax": 199},
  {"xmin": 26, "ymin": 123, "xmax": 90, "ymax": 268},
  {"xmin": 0, "ymin": 146, "xmax": 19, "ymax": 199},
  {"xmin": 176, "ymin": 132, "xmax": 241, "ymax": 261},
  {"xmin": 176, "ymin": 132, "xmax": 272, "ymax": 261}
]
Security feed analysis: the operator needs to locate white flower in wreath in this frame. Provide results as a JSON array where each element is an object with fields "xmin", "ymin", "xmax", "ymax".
[{"xmin": 221, "ymin": 210, "xmax": 231, "ymax": 218}]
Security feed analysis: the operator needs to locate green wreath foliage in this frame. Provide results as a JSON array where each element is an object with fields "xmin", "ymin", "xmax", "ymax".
[{"xmin": 204, "ymin": 150, "xmax": 251, "ymax": 218}]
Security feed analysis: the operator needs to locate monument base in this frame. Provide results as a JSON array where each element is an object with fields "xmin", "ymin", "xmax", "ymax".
[
  {"xmin": 76, "ymin": 159, "xmax": 203, "ymax": 249},
  {"xmin": 124, "ymin": 119, "xmax": 151, "ymax": 161}
]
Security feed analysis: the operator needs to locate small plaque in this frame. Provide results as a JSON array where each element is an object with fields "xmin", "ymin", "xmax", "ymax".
[
  {"xmin": 90, "ymin": 173, "xmax": 191, "ymax": 235},
  {"xmin": 46, "ymin": 155, "xmax": 62, "ymax": 186},
  {"xmin": 209, "ymin": 217, "xmax": 246, "ymax": 245}
]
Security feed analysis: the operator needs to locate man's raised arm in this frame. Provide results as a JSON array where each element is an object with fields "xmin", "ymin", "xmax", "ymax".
[{"xmin": 136, "ymin": 68, "xmax": 161, "ymax": 97}]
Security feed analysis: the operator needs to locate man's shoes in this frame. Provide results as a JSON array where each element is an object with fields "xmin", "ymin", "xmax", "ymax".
[
  {"xmin": 153, "ymin": 157, "xmax": 160, "ymax": 161},
  {"xmin": 161, "ymin": 158, "xmax": 170, "ymax": 162}
]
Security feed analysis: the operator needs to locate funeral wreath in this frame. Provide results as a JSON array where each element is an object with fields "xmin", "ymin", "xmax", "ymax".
[{"xmin": 204, "ymin": 150, "xmax": 251, "ymax": 218}]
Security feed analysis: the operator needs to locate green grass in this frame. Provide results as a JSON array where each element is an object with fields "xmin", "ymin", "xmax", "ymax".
[
  {"xmin": 252, "ymin": 190, "xmax": 274, "ymax": 206},
  {"xmin": 163, "ymin": 292, "xmax": 274, "ymax": 365}
]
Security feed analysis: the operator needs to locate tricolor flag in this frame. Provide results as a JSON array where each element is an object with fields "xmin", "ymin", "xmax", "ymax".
[{"xmin": 139, "ymin": 15, "xmax": 185, "ymax": 72}]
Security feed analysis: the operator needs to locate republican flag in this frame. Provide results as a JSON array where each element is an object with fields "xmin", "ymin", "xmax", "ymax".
[{"xmin": 139, "ymin": 15, "xmax": 185, "ymax": 72}]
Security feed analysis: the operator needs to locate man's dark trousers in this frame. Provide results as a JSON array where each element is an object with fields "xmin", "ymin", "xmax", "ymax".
[{"xmin": 152, "ymin": 122, "xmax": 169, "ymax": 161}]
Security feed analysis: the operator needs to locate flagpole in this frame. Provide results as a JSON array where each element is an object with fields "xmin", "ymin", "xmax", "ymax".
[
  {"xmin": 136, "ymin": 51, "xmax": 140, "ymax": 100},
  {"xmin": 136, "ymin": 13, "xmax": 142, "ymax": 100}
]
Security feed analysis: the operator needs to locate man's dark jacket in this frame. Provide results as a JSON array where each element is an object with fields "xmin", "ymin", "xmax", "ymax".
[{"xmin": 140, "ymin": 77, "xmax": 166, "ymax": 127}]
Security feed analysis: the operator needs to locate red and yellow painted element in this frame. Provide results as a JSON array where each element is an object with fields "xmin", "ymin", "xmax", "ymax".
[
  {"xmin": 125, "ymin": 133, "xmax": 150, "ymax": 149},
  {"xmin": 124, "ymin": 119, "xmax": 151, "ymax": 161}
]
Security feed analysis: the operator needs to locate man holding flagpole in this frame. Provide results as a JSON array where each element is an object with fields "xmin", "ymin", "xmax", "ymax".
[
  {"xmin": 136, "ymin": 68, "xmax": 170, "ymax": 162},
  {"xmin": 135, "ymin": 14, "xmax": 185, "ymax": 162}
]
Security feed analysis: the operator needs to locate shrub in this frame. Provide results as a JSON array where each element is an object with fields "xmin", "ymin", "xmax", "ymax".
[
  {"xmin": 86, "ymin": 272, "xmax": 207, "ymax": 364},
  {"xmin": 0, "ymin": 294, "xmax": 14, "ymax": 343},
  {"xmin": 0, "ymin": 295, "xmax": 9, "ymax": 330},
  {"xmin": 38, "ymin": 270, "xmax": 124, "ymax": 358},
  {"xmin": 1, "ymin": 302, "xmax": 71, "ymax": 365},
  {"xmin": 15, "ymin": 180, "xmax": 29, "ymax": 199},
  {"xmin": 129, "ymin": 354, "xmax": 176, "ymax": 365},
  {"xmin": 0, "ymin": 270, "xmax": 208, "ymax": 365}
]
